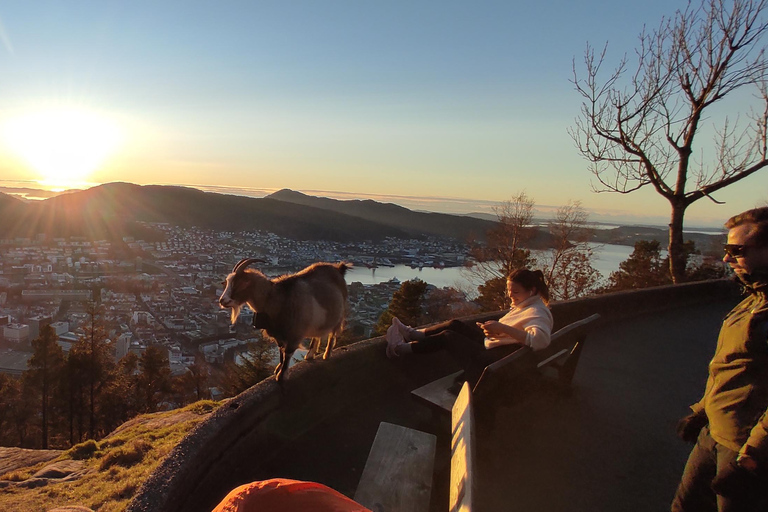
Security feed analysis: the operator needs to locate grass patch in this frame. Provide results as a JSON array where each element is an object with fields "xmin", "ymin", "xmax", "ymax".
[
  {"xmin": 0, "ymin": 399, "xmax": 219, "ymax": 512},
  {"xmin": 68, "ymin": 439, "xmax": 100, "ymax": 460},
  {"xmin": 187, "ymin": 400, "xmax": 218, "ymax": 415},
  {"xmin": 99, "ymin": 439, "xmax": 152, "ymax": 470},
  {"xmin": 1, "ymin": 470, "xmax": 32, "ymax": 482}
]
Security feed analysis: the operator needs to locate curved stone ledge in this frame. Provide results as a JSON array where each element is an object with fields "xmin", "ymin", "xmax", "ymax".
[{"xmin": 126, "ymin": 278, "xmax": 741, "ymax": 512}]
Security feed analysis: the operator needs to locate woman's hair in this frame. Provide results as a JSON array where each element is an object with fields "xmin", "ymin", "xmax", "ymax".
[{"xmin": 508, "ymin": 268, "xmax": 550, "ymax": 304}]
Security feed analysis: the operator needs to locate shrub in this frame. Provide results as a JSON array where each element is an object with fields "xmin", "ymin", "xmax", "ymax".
[
  {"xmin": 99, "ymin": 439, "xmax": 153, "ymax": 470},
  {"xmin": 187, "ymin": 400, "xmax": 218, "ymax": 415},
  {"xmin": 68, "ymin": 439, "xmax": 100, "ymax": 460}
]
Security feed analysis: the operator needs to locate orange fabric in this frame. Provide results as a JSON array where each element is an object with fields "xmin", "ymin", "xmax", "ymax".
[{"xmin": 212, "ymin": 478, "xmax": 372, "ymax": 512}]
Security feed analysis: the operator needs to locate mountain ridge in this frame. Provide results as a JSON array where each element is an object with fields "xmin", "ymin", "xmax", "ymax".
[{"xmin": 0, "ymin": 183, "xmax": 493, "ymax": 243}]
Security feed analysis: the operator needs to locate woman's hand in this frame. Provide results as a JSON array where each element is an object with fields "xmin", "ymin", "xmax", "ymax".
[{"xmin": 477, "ymin": 320, "xmax": 505, "ymax": 338}]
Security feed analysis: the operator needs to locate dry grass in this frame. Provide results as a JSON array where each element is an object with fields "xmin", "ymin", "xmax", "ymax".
[{"xmin": 0, "ymin": 400, "xmax": 219, "ymax": 512}]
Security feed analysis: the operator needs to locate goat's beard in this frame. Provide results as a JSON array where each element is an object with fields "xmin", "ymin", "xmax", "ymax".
[{"xmin": 229, "ymin": 303, "xmax": 243, "ymax": 324}]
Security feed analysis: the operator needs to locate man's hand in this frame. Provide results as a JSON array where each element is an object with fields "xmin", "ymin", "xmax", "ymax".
[
  {"xmin": 676, "ymin": 411, "xmax": 708, "ymax": 444},
  {"xmin": 711, "ymin": 461, "xmax": 763, "ymax": 499}
]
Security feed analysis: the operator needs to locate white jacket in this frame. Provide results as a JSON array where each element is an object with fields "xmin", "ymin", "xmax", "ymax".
[{"xmin": 483, "ymin": 294, "xmax": 553, "ymax": 351}]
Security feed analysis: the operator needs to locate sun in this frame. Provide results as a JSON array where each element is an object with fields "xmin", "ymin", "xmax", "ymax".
[{"xmin": 2, "ymin": 108, "xmax": 122, "ymax": 190}]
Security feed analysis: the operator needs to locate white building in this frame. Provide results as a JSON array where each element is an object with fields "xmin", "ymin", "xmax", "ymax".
[
  {"xmin": 116, "ymin": 332, "xmax": 133, "ymax": 361},
  {"xmin": 3, "ymin": 323, "xmax": 29, "ymax": 344},
  {"xmin": 50, "ymin": 321, "xmax": 70, "ymax": 336}
]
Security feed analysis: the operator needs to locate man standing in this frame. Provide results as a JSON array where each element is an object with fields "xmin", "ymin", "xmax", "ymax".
[{"xmin": 672, "ymin": 207, "xmax": 768, "ymax": 511}]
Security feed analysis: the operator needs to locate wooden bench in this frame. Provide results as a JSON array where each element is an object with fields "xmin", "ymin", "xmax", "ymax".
[
  {"xmin": 354, "ymin": 422, "xmax": 437, "ymax": 512},
  {"xmin": 450, "ymin": 381, "xmax": 476, "ymax": 512},
  {"xmin": 411, "ymin": 313, "xmax": 601, "ymax": 413}
]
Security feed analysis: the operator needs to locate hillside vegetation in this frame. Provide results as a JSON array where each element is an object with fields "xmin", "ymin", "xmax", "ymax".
[{"xmin": 0, "ymin": 400, "xmax": 219, "ymax": 512}]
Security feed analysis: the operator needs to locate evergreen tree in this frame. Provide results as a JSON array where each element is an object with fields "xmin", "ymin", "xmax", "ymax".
[
  {"xmin": 423, "ymin": 287, "xmax": 476, "ymax": 324},
  {"xmin": 0, "ymin": 373, "xmax": 20, "ymax": 446},
  {"xmin": 77, "ymin": 303, "xmax": 116, "ymax": 439},
  {"xmin": 475, "ymin": 277, "xmax": 509, "ymax": 312},
  {"xmin": 13, "ymin": 377, "xmax": 37, "ymax": 447},
  {"xmin": 178, "ymin": 354, "xmax": 211, "ymax": 402},
  {"xmin": 219, "ymin": 339, "xmax": 275, "ymax": 396},
  {"xmin": 374, "ymin": 279, "xmax": 428, "ymax": 335},
  {"xmin": 138, "ymin": 346, "xmax": 173, "ymax": 412},
  {"xmin": 27, "ymin": 325, "xmax": 65, "ymax": 448},
  {"xmin": 99, "ymin": 353, "xmax": 140, "ymax": 434},
  {"xmin": 606, "ymin": 240, "xmax": 672, "ymax": 291}
]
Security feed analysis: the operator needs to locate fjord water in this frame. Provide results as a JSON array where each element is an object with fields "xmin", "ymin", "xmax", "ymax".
[{"xmin": 345, "ymin": 243, "xmax": 635, "ymax": 288}]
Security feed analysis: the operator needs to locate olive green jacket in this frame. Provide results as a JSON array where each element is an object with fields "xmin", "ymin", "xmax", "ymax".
[{"xmin": 692, "ymin": 289, "xmax": 768, "ymax": 458}]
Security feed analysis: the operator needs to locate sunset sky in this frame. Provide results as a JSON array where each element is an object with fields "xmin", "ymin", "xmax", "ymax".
[{"xmin": 0, "ymin": 0, "xmax": 766, "ymax": 227}]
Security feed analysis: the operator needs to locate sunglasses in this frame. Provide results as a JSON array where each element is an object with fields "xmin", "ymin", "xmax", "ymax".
[{"xmin": 724, "ymin": 244, "xmax": 750, "ymax": 257}]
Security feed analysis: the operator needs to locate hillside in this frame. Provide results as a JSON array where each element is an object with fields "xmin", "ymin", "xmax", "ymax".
[
  {"xmin": 267, "ymin": 189, "xmax": 496, "ymax": 241},
  {"xmin": 0, "ymin": 401, "xmax": 218, "ymax": 512},
  {"xmin": 0, "ymin": 183, "xmax": 497, "ymax": 243},
  {"xmin": 591, "ymin": 225, "xmax": 725, "ymax": 253}
]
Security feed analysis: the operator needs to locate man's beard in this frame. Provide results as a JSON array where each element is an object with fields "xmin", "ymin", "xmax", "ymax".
[{"xmin": 736, "ymin": 268, "xmax": 768, "ymax": 290}]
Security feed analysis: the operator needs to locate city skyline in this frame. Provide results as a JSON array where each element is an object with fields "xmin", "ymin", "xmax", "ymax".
[{"xmin": 0, "ymin": 1, "xmax": 766, "ymax": 228}]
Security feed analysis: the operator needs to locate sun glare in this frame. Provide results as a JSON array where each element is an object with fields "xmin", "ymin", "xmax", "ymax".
[{"xmin": 2, "ymin": 109, "xmax": 122, "ymax": 190}]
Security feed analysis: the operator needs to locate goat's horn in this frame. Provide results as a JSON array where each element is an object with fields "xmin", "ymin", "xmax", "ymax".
[{"xmin": 233, "ymin": 258, "xmax": 264, "ymax": 273}]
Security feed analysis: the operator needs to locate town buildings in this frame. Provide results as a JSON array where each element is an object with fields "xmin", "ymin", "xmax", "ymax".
[{"xmin": 0, "ymin": 223, "xmax": 472, "ymax": 393}]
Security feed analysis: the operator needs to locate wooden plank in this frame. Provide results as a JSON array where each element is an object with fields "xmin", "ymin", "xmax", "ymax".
[
  {"xmin": 536, "ymin": 348, "xmax": 569, "ymax": 369},
  {"xmin": 410, "ymin": 370, "xmax": 464, "ymax": 413},
  {"xmin": 354, "ymin": 422, "xmax": 437, "ymax": 512},
  {"xmin": 450, "ymin": 382, "xmax": 475, "ymax": 512}
]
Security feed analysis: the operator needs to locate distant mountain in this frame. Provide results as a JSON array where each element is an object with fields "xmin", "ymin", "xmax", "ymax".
[
  {"xmin": 0, "ymin": 183, "xmax": 727, "ymax": 251},
  {"xmin": 266, "ymin": 189, "xmax": 496, "ymax": 242},
  {"xmin": 0, "ymin": 183, "xmax": 490, "ymax": 243}
]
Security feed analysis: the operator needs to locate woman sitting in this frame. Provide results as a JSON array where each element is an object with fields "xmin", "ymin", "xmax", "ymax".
[{"xmin": 385, "ymin": 268, "xmax": 554, "ymax": 387}]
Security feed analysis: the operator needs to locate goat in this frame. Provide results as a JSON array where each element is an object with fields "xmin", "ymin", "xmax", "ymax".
[{"xmin": 218, "ymin": 258, "xmax": 350, "ymax": 383}]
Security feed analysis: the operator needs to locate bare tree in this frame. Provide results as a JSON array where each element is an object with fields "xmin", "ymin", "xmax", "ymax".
[
  {"xmin": 464, "ymin": 192, "xmax": 537, "ymax": 285},
  {"xmin": 571, "ymin": 0, "xmax": 768, "ymax": 282},
  {"xmin": 542, "ymin": 201, "xmax": 603, "ymax": 300}
]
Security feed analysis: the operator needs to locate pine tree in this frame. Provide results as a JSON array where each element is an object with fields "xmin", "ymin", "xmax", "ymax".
[
  {"xmin": 77, "ymin": 303, "xmax": 116, "ymax": 439},
  {"xmin": 475, "ymin": 277, "xmax": 509, "ymax": 312},
  {"xmin": 27, "ymin": 325, "xmax": 65, "ymax": 448},
  {"xmin": 219, "ymin": 339, "xmax": 275, "ymax": 396},
  {"xmin": 138, "ymin": 346, "xmax": 173, "ymax": 412},
  {"xmin": 374, "ymin": 279, "xmax": 428, "ymax": 335},
  {"xmin": 606, "ymin": 240, "xmax": 672, "ymax": 291},
  {"xmin": 0, "ymin": 373, "xmax": 20, "ymax": 446}
]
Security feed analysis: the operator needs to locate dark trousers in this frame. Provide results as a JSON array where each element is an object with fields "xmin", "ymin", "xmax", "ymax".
[
  {"xmin": 410, "ymin": 319, "xmax": 520, "ymax": 386},
  {"xmin": 672, "ymin": 426, "xmax": 768, "ymax": 512}
]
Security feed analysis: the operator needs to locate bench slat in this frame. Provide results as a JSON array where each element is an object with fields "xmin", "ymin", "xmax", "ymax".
[
  {"xmin": 451, "ymin": 382, "xmax": 475, "ymax": 512},
  {"xmin": 354, "ymin": 422, "xmax": 437, "ymax": 512},
  {"xmin": 411, "ymin": 370, "xmax": 464, "ymax": 413}
]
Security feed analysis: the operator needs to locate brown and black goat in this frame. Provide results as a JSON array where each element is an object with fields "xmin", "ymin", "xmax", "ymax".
[{"xmin": 218, "ymin": 258, "xmax": 350, "ymax": 383}]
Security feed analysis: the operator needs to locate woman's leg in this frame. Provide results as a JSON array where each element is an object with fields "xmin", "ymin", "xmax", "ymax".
[
  {"xmin": 409, "ymin": 323, "xmax": 485, "ymax": 355},
  {"xmin": 422, "ymin": 319, "xmax": 484, "ymax": 339}
]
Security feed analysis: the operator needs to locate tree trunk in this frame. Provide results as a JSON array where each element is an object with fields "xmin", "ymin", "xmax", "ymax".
[
  {"xmin": 668, "ymin": 201, "xmax": 688, "ymax": 284},
  {"xmin": 41, "ymin": 380, "xmax": 48, "ymax": 449}
]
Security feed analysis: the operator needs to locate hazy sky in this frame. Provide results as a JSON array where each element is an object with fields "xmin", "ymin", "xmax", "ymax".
[{"xmin": 0, "ymin": 0, "xmax": 766, "ymax": 227}]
